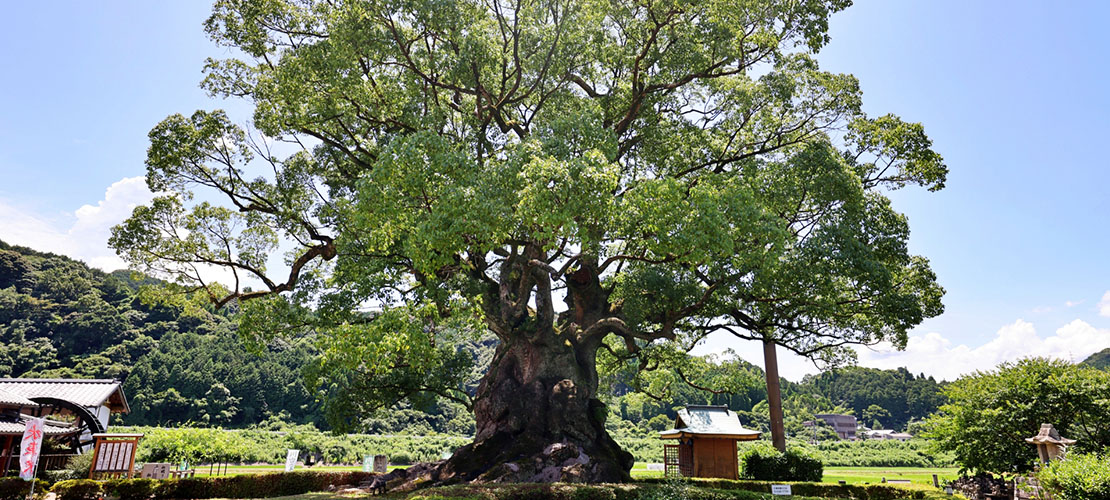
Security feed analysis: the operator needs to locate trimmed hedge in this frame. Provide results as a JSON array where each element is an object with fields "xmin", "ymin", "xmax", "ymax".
[
  {"xmin": 740, "ymin": 446, "xmax": 823, "ymax": 482},
  {"xmin": 105, "ymin": 478, "xmax": 157, "ymax": 500},
  {"xmin": 639, "ymin": 478, "xmax": 927, "ymax": 500},
  {"xmin": 405, "ymin": 482, "xmax": 808, "ymax": 500},
  {"xmin": 51, "ymin": 479, "xmax": 103, "ymax": 500},
  {"xmin": 0, "ymin": 477, "xmax": 48, "ymax": 500},
  {"xmin": 50, "ymin": 471, "xmax": 375, "ymax": 500}
]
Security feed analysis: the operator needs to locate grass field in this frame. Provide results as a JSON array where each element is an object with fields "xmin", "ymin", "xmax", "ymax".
[{"xmin": 821, "ymin": 467, "xmax": 959, "ymax": 485}]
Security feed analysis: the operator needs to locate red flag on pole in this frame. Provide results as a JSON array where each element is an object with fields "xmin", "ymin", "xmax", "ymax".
[{"xmin": 19, "ymin": 418, "xmax": 44, "ymax": 481}]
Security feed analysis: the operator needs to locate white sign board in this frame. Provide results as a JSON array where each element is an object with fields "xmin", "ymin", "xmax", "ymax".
[
  {"xmin": 771, "ymin": 484, "xmax": 792, "ymax": 496},
  {"xmin": 646, "ymin": 463, "xmax": 665, "ymax": 471},
  {"xmin": 284, "ymin": 449, "xmax": 300, "ymax": 472},
  {"xmin": 19, "ymin": 418, "xmax": 45, "ymax": 480},
  {"xmin": 362, "ymin": 455, "xmax": 373, "ymax": 472}
]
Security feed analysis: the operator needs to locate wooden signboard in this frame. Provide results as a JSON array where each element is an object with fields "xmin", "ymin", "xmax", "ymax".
[{"xmin": 88, "ymin": 434, "xmax": 143, "ymax": 480}]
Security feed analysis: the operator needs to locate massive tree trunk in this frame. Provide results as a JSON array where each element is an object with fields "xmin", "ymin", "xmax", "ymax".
[
  {"xmin": 432, "ymin": 257, "xmax": 634, "ymax": 484},
  {"xmin": 437, "ymin": 334, "xmax": 633, "ymax": 483}
]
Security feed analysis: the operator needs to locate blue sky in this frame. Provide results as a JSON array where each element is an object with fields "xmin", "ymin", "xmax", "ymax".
[{"xmin": 1, "ymin": 1, "xmax": 1108, "ymax": 380}]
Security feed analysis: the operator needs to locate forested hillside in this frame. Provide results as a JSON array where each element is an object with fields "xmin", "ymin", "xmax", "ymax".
[
  {"xmin": 0, "ymin": 240, "xmax": 323, "ymax": 426},
  {"xmin": 1081, "ymin": 347, "xmax": 1110, "ymax": 370},
  {"xmin": 1, "ymin": 240, "xmax": 947, "ymax": 434}
]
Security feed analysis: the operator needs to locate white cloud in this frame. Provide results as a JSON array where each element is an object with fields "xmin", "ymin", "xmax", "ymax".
[
  {"xmin": 1066, "ymin": 300, "xmax": 1083, "ymax": 308},
  {"xmin": 0, "ymin": 177, "xmax": 154, "ymax": 271},
  {"xmin": 1098, "ymin": 291, "xmax": 1110, "ymax": 317},
  {"xmin": 857, "ymin": 319, "xmax": 1110, "ymax": 381}
]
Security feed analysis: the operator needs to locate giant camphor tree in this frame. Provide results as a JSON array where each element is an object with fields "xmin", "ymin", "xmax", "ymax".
[{"xmin": 111, "ymin": 0, "xmax": 946, "ymax": 484}]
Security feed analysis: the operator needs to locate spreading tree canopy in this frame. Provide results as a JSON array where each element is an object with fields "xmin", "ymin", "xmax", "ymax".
[
  {"xmin": 112, "ymin": 0, "xmax": 946, "ymax": 483},
  {"xmin": 925, "ymin": 358, "xmax": 1110, "ymax": 475}
]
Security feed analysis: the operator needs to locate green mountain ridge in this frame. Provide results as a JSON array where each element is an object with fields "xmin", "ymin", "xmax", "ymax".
[
  {"xmin": 1081, "ymin": 347, "xmax": 1110, "ymax": 370},
  {"xmin": 0, "ymin": 239, "xmax": 945, "ymax": 435}
]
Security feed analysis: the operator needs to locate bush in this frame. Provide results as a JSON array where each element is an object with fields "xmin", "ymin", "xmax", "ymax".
[
  {"xmin": 42, "ymin": 470, "xmax": 80, "ymax": 483},
  {"xmin": 0, "ymin": 478, "xmax": 48, "ymax": 500},
  {"xmin": 740, "ymin": 445, "xmax": 823, "ymax": 482},
  {"xmin": 66, "ymin": 451, "xmax": 95, "ymax": 478},
  {"xmin": 51, "ymin": 479, "xmax": 103, "ymax": 500},
  {"xmin": 148, "ymin": 470, "xmax": 374, "ymax": 499},
  {"xmin": 1038, "ymin": 453, "xmax": 1110, "ymax": 500},
  {"xmin": 105, "ymin": 478, "xmax": 157, "ymax": 500}
]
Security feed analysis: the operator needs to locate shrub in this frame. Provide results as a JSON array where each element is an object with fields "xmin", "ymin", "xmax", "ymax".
[
  {"xmin": 148, "ymin": 470, "xmax": 374, "ymax": 499},
  {"xmin": 105, "ymin": 478, "xmax": 157, "ymax": 500},
  {"xmin": 51, "ymin": 479, "xmax": 103, "ymax": 500},
  {"xmin": 1038, "ymin": 453, "xmax": 1110, "ymax": 500},
  {"xmin": 0, "ymin": 478, "xmax": 48, "ymax": 500},
  {"xmin": 740, "ymin": 445, "xmax": 823, "ymax": 482},
  {"xmin": 66, "ymin": 451, "xmax": 95, "ymax": 478}
]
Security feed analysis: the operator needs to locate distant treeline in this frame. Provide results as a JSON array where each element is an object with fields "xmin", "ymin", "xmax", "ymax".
[{"xmin": 5, "ymin": 239, "xmax": 947, "ymax": 435}]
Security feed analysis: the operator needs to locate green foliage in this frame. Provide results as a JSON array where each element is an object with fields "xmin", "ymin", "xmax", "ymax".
[
  {"xmin": 0, "ymin": 240, "xmax": 331, "ymax": 428},
  {"xmin": 740, "ymin": 444, "xmax": 823, "ymax": 481},
  {"xmin": 103, "ymin": 478, "xmax": 157, "ymax": 500},
  {"xmin": 637, "ymin": 478, "xmax": 927, "ymax": 500},
  {"xmin": 806, "ymin": 439, "xmax": 954, "ymax": 468},
  {"xmin": 801, "ymin": 367, "xmax": 946, "ymax": 432},
  {"xmin": 111, "ymin": 0, "xmax": 948, "ymax": 440},
  {"xmin": 1081, "ymin": 348, "xmax": 1110, "ymax": 371},
  {"xmin": 121, "ymin": 425, "xmax": 469, "ymax": 465},
  {"xmin": 0, "ymin": 478, "xmax": 47, "ymax": 500},
  {"xmin": 1037, "ymin": 453, "xmax": 1110, "ymax": 500},
  {"xmin": 149, "ymin": 471, "xmax": 372, "ymax": 499},
  {"xmin": 924, "ymin": 357, "xmax": 1110, "ymax": 475},
  {"xmin": 51, "ymin": 479, "xmax": 103, "ymax": 500}
]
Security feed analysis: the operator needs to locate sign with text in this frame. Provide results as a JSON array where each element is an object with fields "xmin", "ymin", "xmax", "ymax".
[
  {"xmin": 362, "ymin": 455, "xmax": 373, "ymax": 472},
  {"xmin": 284, "ymin": 449, "xmax": 300, "ymax": 472},
  {"xmin": 19, "ymin": 418, "xmax": 45, "ymax": 480},
  {"xmin": 771, "ymin": 484, "xmax": 792, "ymax": 496},
  {"xmin": 93, "ymin": 441, "xmax": 135, "ymax": 472}
]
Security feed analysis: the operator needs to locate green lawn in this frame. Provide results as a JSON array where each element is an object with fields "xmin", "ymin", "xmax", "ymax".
[{"xmin": 821, "ymin": 467, "xmax": 959, "ymax": 485}]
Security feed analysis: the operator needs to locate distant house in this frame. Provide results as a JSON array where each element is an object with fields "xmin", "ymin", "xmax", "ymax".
[
  {"xmin": 863, "ymin": 429, "xmax": 912, "ymax": 441},
  {"xmin": 659, "ymin": 405, "xmax": 760, "ymax": 480},
  {"xmin": 803, "ymin": 414, "xmax": 858, "ymax": 440},
  {"xmin": 0, "ymin": 378, "xmax": 130, "ymax": 475}
]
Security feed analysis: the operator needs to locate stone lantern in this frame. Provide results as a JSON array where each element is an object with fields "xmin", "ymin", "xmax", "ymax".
[{"xmin": 1024, "ymin": 423, "xmax": 1076, "ymax": 465}]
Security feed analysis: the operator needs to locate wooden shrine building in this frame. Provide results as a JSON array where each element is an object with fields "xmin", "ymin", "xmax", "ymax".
[
  {"xmin": 0, "ymin": 379, "xmax": 130, "ymax": 476},
  {"xmin": 660, "ymin": 405, "xmax": 760, "ymax": 479}
]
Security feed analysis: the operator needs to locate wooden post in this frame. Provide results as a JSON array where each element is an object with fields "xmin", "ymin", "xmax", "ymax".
[
  {"xmin": 125, "ymin": 436, "xmax": 138, "ymax": 479},
  {"xmin": 1, "ymin": 435, "xmax": 12, "ymax": 476},
  {"xmin": 763, "ymin": 338, "xmax": 787, "ymax": 452},
  {"xmin": 87, "ymin": 436, "xmax": 103, "ymax": 479},
  {"xmin": 933, "ymin": 474, "xmax": 939, "ymax": 488}
]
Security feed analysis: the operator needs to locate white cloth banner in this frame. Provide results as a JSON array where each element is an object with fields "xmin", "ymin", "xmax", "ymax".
[
  {"xmin": 19, "ymin": 418, "xmax": 45, "ymax": 480},
  {"xmin": 284, "ymin": 449, "xmax": 299, "ymax": 472}
]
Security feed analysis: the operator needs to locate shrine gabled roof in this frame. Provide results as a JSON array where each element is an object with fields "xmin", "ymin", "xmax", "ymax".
[
  {"xmin": 0, "ymin": 388, "xmax": 36, "ymax": 406},
  {"xmin": 660, "ymin": 405, "xmax": 761, "ymax": 440},
  {"xmin": 0, "ymin": 379, "xmax": 129, "ymax": 413},
  {"xmin": 0, "ymin": 417, "xmax": 79, "ymax": 436}
]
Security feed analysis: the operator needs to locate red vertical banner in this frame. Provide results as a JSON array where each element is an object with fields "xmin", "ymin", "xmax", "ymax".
[{"xmin": 19, "ymin": 418, "xmax": 44, "ymax": 481}]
